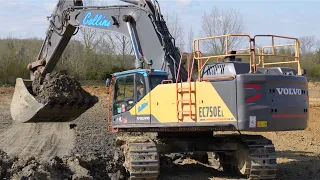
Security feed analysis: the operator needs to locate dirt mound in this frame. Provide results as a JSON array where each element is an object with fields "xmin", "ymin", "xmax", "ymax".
[
  {"xmin": 32, "ymin": 71, "xmax": 98, "ymax": 105},
  {"xmin": 0, "ymin": 150, "xmax": 91, "ymax": 180},
  {"xmin": 0, "ymin": 123, "xmax": 75, "ymax": 162},
  {"xmin": 0, "ymin": 149, "xmax": 126, "ymax": 180},
  {"xmin": 0, "ymin": 149, "xmax": 14, "ymax": 179},
  {"xmin": 10, "ymin": 156, "xmax": 75, "ymax": 180}
]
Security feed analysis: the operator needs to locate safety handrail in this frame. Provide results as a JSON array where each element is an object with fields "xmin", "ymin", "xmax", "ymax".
[
  {"xmin": 176, "ymin": 52, "xmax": 190, "ymax": 83},
  {"xmin": 192, "ymin": 34, "xmax": 302, "ymax": 77}
]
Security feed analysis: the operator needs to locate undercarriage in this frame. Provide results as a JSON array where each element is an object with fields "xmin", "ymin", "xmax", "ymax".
[{"xmin": 114, "ymin": 132, "xmax": 277, "ymax": 180}]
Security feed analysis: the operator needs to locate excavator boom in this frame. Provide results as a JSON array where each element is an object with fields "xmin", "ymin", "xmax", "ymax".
[
  {"xmin": 29, "ymin": 0, "xmax": 188, "ymax": 81},
  {"xmin": 11, "ymin": 0, "xmax": 188, "ymax": 123}
]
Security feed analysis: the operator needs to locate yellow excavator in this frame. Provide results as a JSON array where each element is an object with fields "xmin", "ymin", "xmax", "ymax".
[{"xmin": 10, "ymin": 0, "xmax": 309, "ymax": 179}]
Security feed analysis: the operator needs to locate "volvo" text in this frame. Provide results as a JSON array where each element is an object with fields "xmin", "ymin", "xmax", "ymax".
[{"xmin": 276, "ymin": 88, "xmax": 302, "ymax": 95}]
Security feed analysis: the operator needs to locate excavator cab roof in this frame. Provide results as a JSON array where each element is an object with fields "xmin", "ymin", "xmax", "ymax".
[{"xmin": 113, "ymin": 69, "xmax": 167, "ymax": 77}]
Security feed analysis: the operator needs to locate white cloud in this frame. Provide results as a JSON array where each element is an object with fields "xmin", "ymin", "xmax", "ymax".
[
  {"xmin": 44, "ymin": 2, "xmax": 56, "ymax": 12},
  {"xmin": 176, "ymin": 0, "xmax": 192, "ymax": 6},
  {"xmin": 30, "ymin": 17, "xmax": 48, "ymax": 25}
]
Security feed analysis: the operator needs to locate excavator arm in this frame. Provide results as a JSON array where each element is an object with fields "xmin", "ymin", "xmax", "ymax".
[
  {"xmin": 11, "ymin": 0, "xmax": 189, "ymax": 123},
  {"xmin": 29, "ymin": 0, "xmax": 188, "ymax": 82}
]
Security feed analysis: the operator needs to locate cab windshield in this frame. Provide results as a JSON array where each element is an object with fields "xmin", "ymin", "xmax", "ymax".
[{"xmin": 150, "ymin": 75, "xmax": 167, "ymax": 90}]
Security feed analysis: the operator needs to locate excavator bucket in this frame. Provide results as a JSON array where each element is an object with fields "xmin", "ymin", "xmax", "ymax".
[{"xmin": 10, "ymin": 78, "xmax": 97, "ymax": 123}]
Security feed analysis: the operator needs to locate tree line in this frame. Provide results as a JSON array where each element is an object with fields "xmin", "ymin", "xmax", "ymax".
[
  {"xmin": 1, "ymin": 5, "xmax": 320, "ymax": 85},
  {"xmin": 0, "ymin": 36, "xmax": 134, "ymax": 85}
]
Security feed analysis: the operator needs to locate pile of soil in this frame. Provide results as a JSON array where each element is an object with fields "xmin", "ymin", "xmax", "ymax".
[
  {"xmin": 0, "ymin": 123, "xmax": 76, "ymax": 162},
  {"xmin": 32, "ymin": 71, "xmax": 98, "ymax": 105},
  {"xmin": 0, "ymin": 150, "xmax": 88, "ymax": 180},
  {"xmin": 0, "ymin": 149, "xmax": 13, "ymax": 179},
  {"xmin": 0, "ymin": 149, "xmax": 125, "ymax": 180}
]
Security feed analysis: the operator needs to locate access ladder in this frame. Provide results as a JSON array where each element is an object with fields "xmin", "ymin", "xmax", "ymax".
[{"xmin": 176, "ymin": 52, "xmax": 196, "ymax": 121}]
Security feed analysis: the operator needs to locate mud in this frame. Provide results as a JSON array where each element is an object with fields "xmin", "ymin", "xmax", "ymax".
[
  {"xmin": 0, "ymin": 148, "xmax": 126, "ymax": 180},
  {"xmin": 0, "ymin": 149, "xmax": 14, "ymax": 179},
  {"xmin": 0, "ymin": 123, "xmax": 76, "ymax": 161},
  {"xmin": 32, "ymin": 71, "xmax": 98, "ymax": 105},
  {"xmin": 0, "ymin": 85, "xmax": 122, "ymax": 179},
  {"xmin": 0, "ymin": 151, "xmax": 92, "ymax": 180}
]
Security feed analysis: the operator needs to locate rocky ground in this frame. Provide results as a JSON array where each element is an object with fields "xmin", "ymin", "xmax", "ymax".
[{"xmin": 0, "ymin": 81, "xmax": 320, "ymax": 179}]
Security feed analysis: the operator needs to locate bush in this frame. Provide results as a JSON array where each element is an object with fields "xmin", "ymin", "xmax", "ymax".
[{"xmin": 308, "ymin": 64, "xmax": 320, "ymax": 81}]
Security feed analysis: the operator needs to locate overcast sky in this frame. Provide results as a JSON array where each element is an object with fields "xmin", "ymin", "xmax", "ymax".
[{"xmin": 0, "ymin": 0, "xmax": 319, "ymax": 43}]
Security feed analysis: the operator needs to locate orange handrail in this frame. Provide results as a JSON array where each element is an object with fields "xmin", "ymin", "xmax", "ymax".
[
  {"xmin": 192, "ymin": 34, "xmax": 302, "ymax": 77},
  {"xmin": 201, "ymin": 76, "xmax": 236, "ymax": 82}
]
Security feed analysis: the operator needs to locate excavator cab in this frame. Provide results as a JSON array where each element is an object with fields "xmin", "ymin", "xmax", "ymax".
[{"xmin": 107, "ymin": 69, "xmax": 168, "ymax": 126}]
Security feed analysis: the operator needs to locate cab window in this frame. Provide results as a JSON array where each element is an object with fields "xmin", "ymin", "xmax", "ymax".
[{"xmin": 136, "ymin": 73, "xmax": 146, "ymax": 101}]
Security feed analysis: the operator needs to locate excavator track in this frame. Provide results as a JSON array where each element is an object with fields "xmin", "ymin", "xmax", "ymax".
[
  {"xmin": 117, "ymin": 134, "xmax": 276, "ymax": 180},
  {"xmin": 241, "ymin": 135, "xmax": 277, "ymax": 180},
  {"xmin": 208, "ymin": 134, "xmax": 277, "ymax": 180},
  {"xmin": 124, "ymin": 141, "xmax": 160, "ymax": 180}
]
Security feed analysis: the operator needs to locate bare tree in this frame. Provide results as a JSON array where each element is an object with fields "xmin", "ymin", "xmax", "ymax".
[
  {"xmin": 187, "ymin": 26, "xmax": 194, "ymax": 53},
  {"xmin": 164, "ymin": 12, "xmax": 185, "ymax": 51},
  {"xmin": 299, "ymin": 35, "xmax": 317, "ymax": 55},
  {"xmin": 200, "ymin": 6, "xmax": 245, "ymax": 55},
  {"xmin": 77, "ymin": 28, "xmax": 106, "ymax": 51},
  {"xmin": 104, "ymin": 32, "xmax": 134, "ymax": 68},
  {"xmin": 75, "ymin": 0, "xmax": 106, "ymax": 52}
]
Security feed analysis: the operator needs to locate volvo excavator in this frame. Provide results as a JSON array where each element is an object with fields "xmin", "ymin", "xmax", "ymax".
[{"xmin": 10, "ymin": 0, "xmax": 309, "ymax": 179}]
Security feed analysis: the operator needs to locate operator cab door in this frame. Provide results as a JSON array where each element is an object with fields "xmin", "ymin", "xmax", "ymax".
[
  {"xmin": 134, "ymin": 73, "xmax": 151, "ymax": 124},
  {"xmin": 112, "ymin": 74, "xmax": 136, "ymax": 124}
]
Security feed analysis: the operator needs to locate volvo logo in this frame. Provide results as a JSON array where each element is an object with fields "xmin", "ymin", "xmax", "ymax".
[{"xmin": 276, "ymin": 88, "xmax": 302, "ymax": 95}]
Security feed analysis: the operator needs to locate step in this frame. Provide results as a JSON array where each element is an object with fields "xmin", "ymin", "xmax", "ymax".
[
  {"xmin": 130, "ymin": 152, "xmax": 158, "ymax": 156},
  {"xmin": 177, "ymin": 88, "xmax": 195, "ymax": 92},
  {"xmin": 177, "ymin": 100, "xmax": 192, "ymax": 102},
  {"xmin": 131, "ymin": 164, "xmax": 159, "ymax": 168},
  {"xmin": 128, "ymin": 143, "xmax": 156, "ymax": 147},
  {"xmin": 129, "ymin": 149, "xmax": 158, "ymax": 153},
  {"xmin": 177, "ymin": 111, "xmax": 196, "ymax": 115},
  {"xmin": 177, "ymin": 111, "xmax": 194, "ymax": 113},
  {"xmin": 131, "ymin": 160, "xmax": 159, "ymax": 164}
]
